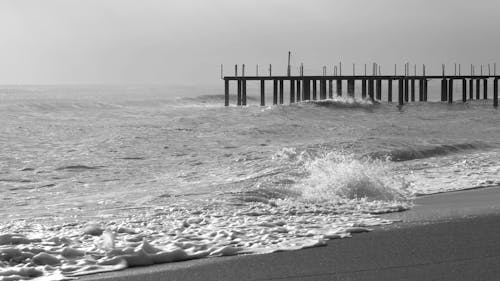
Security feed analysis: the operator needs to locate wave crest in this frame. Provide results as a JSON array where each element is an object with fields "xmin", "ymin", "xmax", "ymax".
[{"xmin": 296, "ymin": 152, "xmax": 411, "ymax": 202}]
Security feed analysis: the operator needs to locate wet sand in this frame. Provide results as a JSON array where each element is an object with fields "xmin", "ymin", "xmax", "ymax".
[{"xmin": 82, "ymin": 186, "xmax": 500, "ymax": 281}]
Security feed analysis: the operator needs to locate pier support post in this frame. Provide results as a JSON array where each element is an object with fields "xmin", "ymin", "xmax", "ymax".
[
  {"xmin": 237, "ymin": 79, "xmax": 242, "ymax": 106},
  {"xmin": 441, "ymin": 79, "xmax": 447, "ymax": 101},
  {"xmin": 462, "ymin": 79, "xmax": 467, "ymax": 103},
  {"xmin": 483, "ymin": 79, "xmax": 488, "ymax": 99},
  {"xmin": 297, "ymin": 80, "xmax": 301, "ymax": 101},
  {"xmin": 290, "ymin": 80, "xmax": 295, "ymax": 104},
  {"xmin": 273, "ymin": 80, "xmax": 278, "ymax": 105},
  {"xmin": 242, "ymin": 80, "xmax": 247, "ymax": 105},
  {"xmin": 260, "ymin": 80, "xmax": 265, "ymax": 106},
  {"xmin": 398, "ymin": 79, "xmax": 404, "ymax": 106},
  {"xmin": 328, "ymin": 80, "xmax": 333, "ymax": 99},
  {"xmin": 303, "ymin": 79, "xmax": 311, "ymax": 100},
  {"xmin": 424, "ymin": 79, "xmax": 428, "ymax": 101},
  {"xmin": 448, "ymin": 79, "xmax": 453, "ymax": 103},
  {"xmin": 388, "ymin": 79, "xmax": 393, "ymax": 102},
  {"xmin": 376, "ymin": 79, "xmax": 382, "ymax": 100},
  {"xmin": 494, "ymin": 79, "xmax": 498, "ymax": 107},
  {"xmin": 368, "ymin": 79, "xmax": 374, "ymax": 101},
  {"xmin": 476, "ymin": 79, "xmax": 480, "ymax": 99},
  {"xmin": 362, "ymin": 79, "xmax": 367, "ymax": 99},
  {"xmin": 320, "ymin": 79, "xmax": 327, "ymax": 100},
  {"xmin": 279, "ymin": 80, "xmax": 284, "ymax": 104},
  {"xmin": 224, "ymin": 79, "xmax": 229, "ymax": 106},
  {"xmin": 419, "ymin": 79, "xmax": 424, "ymax": 101},
  {"xmin": 336, "ymin": 79, "xmax": 342, "ymax": 96},
  {"xmin": 312, "ymin": 80, "xmax": 317, "ymax": 100},
  {"xmin": 404, "ymin": 79, "xmax": 409, "ymax": 102},
  {"xmin": 411, "ymin": 79, "xmax": 415, "ymax": 101},
  {"xmin": 348, "ymin": 79, "xmax": 355, "ymax": 98},
  {"xmin": 469, "ymin": 79, "xmax": 474, "ymax": 99}
]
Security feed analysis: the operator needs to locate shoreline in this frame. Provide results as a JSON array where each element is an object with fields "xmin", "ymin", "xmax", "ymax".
[{"xmin": 81, "ymin": 186, "xmax": 500, "ymax": 281}]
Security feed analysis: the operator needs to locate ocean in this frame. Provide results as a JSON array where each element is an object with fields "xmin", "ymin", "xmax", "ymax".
[{"xmin": 1, "ymin": 84, "xmax": 499, "ymax": 280}]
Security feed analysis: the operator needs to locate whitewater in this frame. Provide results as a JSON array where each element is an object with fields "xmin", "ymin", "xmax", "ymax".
[{"xmin": 1, "ymin": 85, "xmax": 499, "ymax": 280}]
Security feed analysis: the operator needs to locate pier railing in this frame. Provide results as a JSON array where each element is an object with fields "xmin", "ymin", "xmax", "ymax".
[{"xmin": 223, "ymin": 67, "xmax": 499, "ymax": 107}]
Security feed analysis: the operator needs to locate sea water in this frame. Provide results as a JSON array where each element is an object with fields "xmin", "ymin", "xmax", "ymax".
[{"xmin": 0, "ymin": 84, "xmax": 499, "ymax": 280}]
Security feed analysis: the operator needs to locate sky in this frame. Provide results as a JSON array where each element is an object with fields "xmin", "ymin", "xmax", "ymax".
[{"xmin": 0, "ymin": 0, "xmax": 499, "ymax": 85}]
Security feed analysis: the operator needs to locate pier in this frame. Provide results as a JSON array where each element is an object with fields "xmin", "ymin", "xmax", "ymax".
[{"xmin": 222, "ymin": 63, "xmax": 499, "ymax": 107}]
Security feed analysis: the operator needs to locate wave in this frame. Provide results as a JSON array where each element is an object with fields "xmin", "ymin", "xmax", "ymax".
[
  {"xmin": 232, "ymin": 148, "xmax": 411, "ymax": 206},
  {"xmin": 366, "ymin": 141, "xmax": 493, "ymax": 162},
  {"xmin": 295, "ymin": 152, "xmax": 410, "ymax": 202},
  {"xmin": 297, "ymin": 97, "xmax": 376, "ymax": 109}
]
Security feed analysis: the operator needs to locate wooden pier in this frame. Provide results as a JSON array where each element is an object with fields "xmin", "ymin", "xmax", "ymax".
[{"xmin": 223, "ymin": 64, "xmax": 499, "ymax": 107}]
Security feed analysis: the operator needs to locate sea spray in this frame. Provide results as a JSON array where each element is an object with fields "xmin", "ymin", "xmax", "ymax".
[{"xmin": 298, "ymin": 152, "xmax": 411, "ymax": 202}]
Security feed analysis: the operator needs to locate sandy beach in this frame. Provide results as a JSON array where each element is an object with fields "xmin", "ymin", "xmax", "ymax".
[{"xmin": 80, "ymin": 186, "xmax": 500, "ymax": 281}]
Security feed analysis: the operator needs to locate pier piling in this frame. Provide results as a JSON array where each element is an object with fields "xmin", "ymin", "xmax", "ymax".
[
  {"xmin": 398, "ymin": 78, "xmax": 404, "ymax": 106},
  {"xmin": 376, "ymin": 79, "xmax": 382, "ymax": 100},
  {"xmin": 483, "ymin": 79, "xmax": 488, "ymax": 99},
  {"xmin": 279, "ymin": 80, "xmax": 284, "ymax": 104},
  {"xmin": 462, "ymin": 79, "xmax": 467, "ymax": 103},
  {"xmin": 260, "ymin": 80, "xmax": 265, "ymax": 106},
  {"xmin": 448, "ymin": 79, "xmax": 453, "ymax": 103},
  {"xmin": 273, "ymin": 80, "xmax": 278, "ymax": 105},
  {"xmin": 242, "ymin": 80, "xmax": 247, "ymax": 105},
  {"xmin": 494, "ymin": 79, "xmax": 498, "ymax": 107},
  {"xmin": 388, "ymin": 79, "xmax": 393, "ymax": 102},
  {"xmin": 237, "ymin": 79, "xmax": 242, "ymax": 105}
]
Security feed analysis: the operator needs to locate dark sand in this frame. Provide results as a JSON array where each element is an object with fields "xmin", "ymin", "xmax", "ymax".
[{"xmin": 82, "ymin": 186, "xmax": 500, "ymax": 281}]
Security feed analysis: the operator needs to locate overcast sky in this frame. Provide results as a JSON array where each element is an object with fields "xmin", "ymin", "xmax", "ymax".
[{"xmin": 1, "ymin": 0, "xmax": 499, "ymax": 85}]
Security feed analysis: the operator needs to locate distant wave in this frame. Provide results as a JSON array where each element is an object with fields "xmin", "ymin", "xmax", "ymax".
[
  {"xmin": 366, "ymin": 142, "xmax": 493, "ymax": 162},
  {"xmin": 301, "ymin": 98, "xmax": 376, "ymax": 109},
  {"xmin": 180, "ymin": 94, "xmax": 260, "ymax": 104}
]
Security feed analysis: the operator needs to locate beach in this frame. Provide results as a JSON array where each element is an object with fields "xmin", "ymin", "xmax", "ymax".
[{"xmin": 82, "ymin": 186, "xmax": 500, "ymax": 281}]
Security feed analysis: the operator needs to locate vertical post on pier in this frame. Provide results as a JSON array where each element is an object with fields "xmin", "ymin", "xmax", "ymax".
[
  {"xmin": 224, "ymin": 79, "xmax": 229, "ymax": 106},
  {"xmin": 337, "ymin": 79, "xmax": 342, "ymax": 96},
  {"xmin": 398, "ymin": 78, "xmax": 404, "ymax": 106},
  {"xmin": 424, "ymin": 79, "xmax": 428, "ymax": 101},
  {"xmin": 242, "ymin": 80, "xmax": 247, "ymax": 105},
  {"xmin": 462, "ymin": 79, "xmax": 467, "ymax": 103},
  {"xmin": 448, "ymin": 79, "xmax": 453, "ymax": 103},
  {"xmin": 237, "ymin": 79, "xmax": 242, "ymax": 105},
  {"xmin": 376, "ymin": 79, "xmax": 382, "ymax": 100},
  {"xmin": 476, "ymin": 78, "xmax": 480, "ymax": 99},
  {"xmin": 328, "ymin": 80, "xmax": 333, "ymax": 99},
  {"xmin": 348, "ymin": 79, "xmax": 355, "ymax": 98},
  {"xmin": 404, "ymin": 78, "xmax": 409, "ymax": 102},
  {"xmin": 362, "ymin": 79, "xmax": 367, "ymax": 99},
  {"xmin": 273, "ymin": 79, "xmax": 278, "ymax": 105},
  {"xmin": 279, "ymin": 80, "xmax": 284, "ymax": 104},
  {"xmin": 419, "ymin": 79, "xmax": 424, "ymax": 101},
  {"xmin": 296, "ymin": 80, "xmax": 301, "ymax": 102},
  {"xmin": 469, "ymin": 79, "xmax": 474, "ymax": 99},
  {"xmin": 410, "ymin": 79, "xmax": 415, "ymax": 102},
  {"xmin": 312, "ymin": 80, "xmax": 317, "ymax": 100},
  {"xmin": 303, "ymin": 79, "xmax": 311, "ymax": 100},
  {"xmin": 321, "ymin": 79, "xmax": 327, "ymax": 99},
  {"xmin": 483, "ymin": 79, "xmax": 488, "ymax": 99},
  {"xmin": 260, "ymin": 80, "xmax": 265, "ymax": 106},
  {"xmin": 368, "ymin": 79, "xmax": 374, "ymax": 101},
  {"xmin": 494, "ymin": 79, "xmax": 498, "ymax": 107},
  {"xmin": 290, "ymin": 79, "xmax": 295, "ymax": 104},
  {"xmin": 441, "ymin": 79, "xmax": 447, "ymax": 101},
  {"xmin": 388, "ymin": 79, "xmax": 393, "ymax": 102}
]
